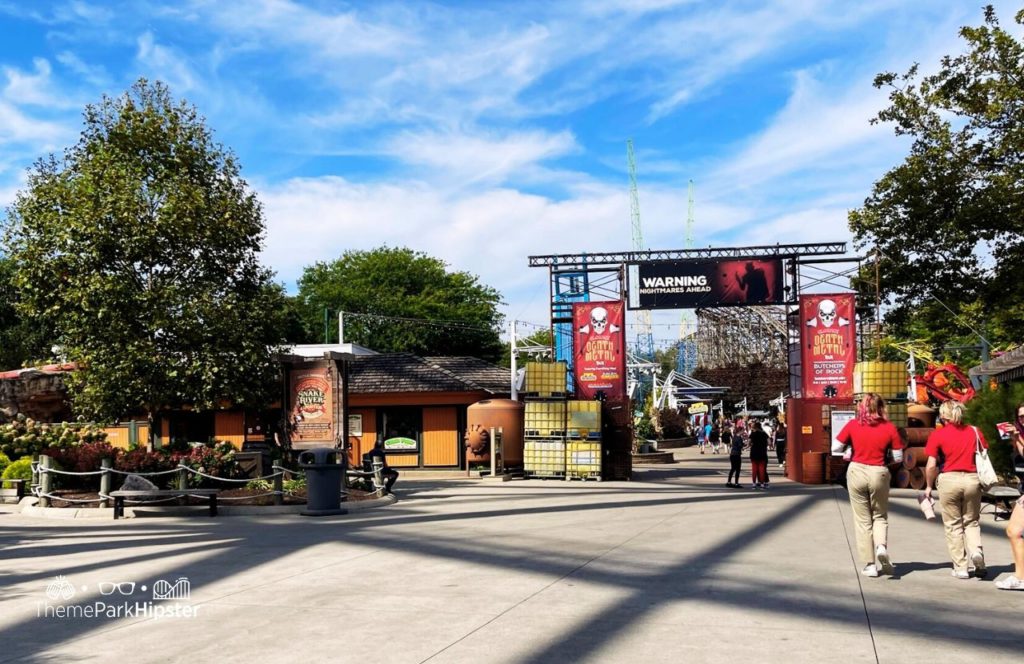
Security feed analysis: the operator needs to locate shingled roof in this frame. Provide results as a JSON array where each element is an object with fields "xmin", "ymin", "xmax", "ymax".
[{"xmin": 347, "ymin": 353, "xmax": 511, "ymax": 395}]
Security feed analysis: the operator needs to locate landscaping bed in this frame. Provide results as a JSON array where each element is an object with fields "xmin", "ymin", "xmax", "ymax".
[{"xmin": 36, "ymin": 486, "xmax": 379, "ymax": 507}]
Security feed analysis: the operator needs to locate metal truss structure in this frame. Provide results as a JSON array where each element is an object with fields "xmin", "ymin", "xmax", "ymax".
[{"xmin": 696, "ymin": 306, "xmax": 789, "ymax": 370}]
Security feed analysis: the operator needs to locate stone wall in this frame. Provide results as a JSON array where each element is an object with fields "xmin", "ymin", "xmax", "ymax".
[{"xmin": 0, "ymin": 371, "xmax": 72, "ymax": 423}]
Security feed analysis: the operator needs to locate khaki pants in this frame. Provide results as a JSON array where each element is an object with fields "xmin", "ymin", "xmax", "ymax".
[
  {"xmin": 937, "ymin": 471, "xmax": 983, "ymax": 570},
  {"xmin": 847, "ymin": 462, "xmax": 891, "ymax": 565}
]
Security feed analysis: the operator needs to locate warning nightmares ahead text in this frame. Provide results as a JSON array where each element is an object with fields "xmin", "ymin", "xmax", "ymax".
[{"xmin": 638, "ymin": 275, "xmax": 711, "ymax": 295}]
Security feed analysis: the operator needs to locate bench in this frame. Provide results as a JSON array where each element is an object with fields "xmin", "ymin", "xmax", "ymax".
[
  {"xmin": 983, "ymin": 486, "xmax": 1021, "ymax": 521},
  {"xmin": 0, "ymin": 479, "xmax": 26, "ymax": 503},
  {"xmin": 109, "ymin": 489, "xmax": 220, "ymax": 519}
]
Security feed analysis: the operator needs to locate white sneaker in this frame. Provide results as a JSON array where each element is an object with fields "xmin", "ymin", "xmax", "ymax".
[
  {"xmin": 951, "ymin": 569, "xmax": 970, "ymax": 580},
  {"xmin": 876, "ymin": 545, "xmax": 894, "ymax": 575},
  {"xmin": 970, "ymin": 549, "xmax": 986, "ymax": 574},
  {"xmin": 996, "ymin": 575, "xmax": 1024, "ymax": 590},
  {"xmin": 862, "ymin": 564, "xmax": 879, "ymax": 577}
]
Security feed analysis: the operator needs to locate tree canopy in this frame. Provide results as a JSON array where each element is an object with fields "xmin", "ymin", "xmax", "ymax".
[
  {"xmin": 297, "ymin": 247, "xmax": 504, "ymax": 362},
  {"xmin": 849, "ymin": 6, "xmax": 1024, "ymax": 348},
  {"xmin": 2, "ymin": 79, "xmax": 288, "ymax": 422}
]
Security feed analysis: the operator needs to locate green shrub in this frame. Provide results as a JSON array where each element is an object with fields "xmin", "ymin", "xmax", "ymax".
[
  {"xmin": 246, "ymin": 479, "xmax": 272, "ymax": 491},
  {"xmin": 2, "ymin": 457, "xmax": 33, "ymax": 487},
  {"xmin": 965, "ymin": 382, "xmax": 1024, "ymax": 481},
  {"xmin": 283, "ymin": 477, "xmax": 306, "ymax": 494},
  {"xmin": 0, "ymin": 452, "xmax": 10, "ymax": 476},
  {"xmin": 0, "ymin": 415, "xmax": 108, "ymax": 460}
]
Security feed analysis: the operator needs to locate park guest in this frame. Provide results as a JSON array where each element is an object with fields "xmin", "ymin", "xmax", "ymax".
[
  {"xmin": 835, "ymin": 393, "xmax": 904, "ymax": 577},
  {"xmin": 748, "ymin": 421, "xmax": 770, "ymax": 489},
  {"xmin": 725, "ymin": 425, "xmax": 743, "ymax": 488},
  {"xmin": 924, "ymin": 400, "xmax": 988, "ymax": 579},
  {"xmin": 366, "ymin": 439, "xmax": 399, "ymax": 494},
  {"xmin": 996, "ymin": 402, "xmax": 1024, "ymax": 591},
  {"xmin": 775, "ymin": 421, "xmax": 788, "ymax": 467}
]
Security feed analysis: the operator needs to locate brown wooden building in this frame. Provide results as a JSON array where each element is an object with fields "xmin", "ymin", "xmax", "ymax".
[{"xmin": 345, "ymin": 354, "xmax": 511, "ymax": 469}]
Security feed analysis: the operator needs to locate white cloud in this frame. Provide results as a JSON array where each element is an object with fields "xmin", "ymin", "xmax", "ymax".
[
  {"xmin": 383, "ymin": 128, "xmax": 579, "ymax": 186},
  {"xmin": 136, "ymin": 31, "xmax": 196, "ymax": 92}
]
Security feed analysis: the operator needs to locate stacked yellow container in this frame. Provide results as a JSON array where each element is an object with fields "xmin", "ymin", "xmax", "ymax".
[
  {"xmin": 523, "ymin": 439, "xmax": 566, "ymax": 477},
  {"xmin": 524, "ymin": 401, "xmax": 567, "ymax": 437},
  {"xmin": 567, "ymin": 441, "xmax": 601, "ymax": 479},
  {"xmin": 524, "ymin": 362, "xmax": 568, "ymax": 396},
  {"xmin": 853, "ymin": 362, "xmax": 908, "ymax": 399},
  {"xmin": 566, "ymin": 400, "xmax": 601, "ymax": 440}
]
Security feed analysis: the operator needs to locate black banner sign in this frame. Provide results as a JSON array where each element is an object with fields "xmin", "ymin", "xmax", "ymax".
[{"xmin": 627, "ymin": 259, "xmax": 786, "ymax": 309}]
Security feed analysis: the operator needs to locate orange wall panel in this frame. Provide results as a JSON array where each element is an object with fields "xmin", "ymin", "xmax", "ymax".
[
  {"xmin": 348, "ymin": 408, "xmax": 376, "ymax": 467},
  {"xmin": 386, "ymin": 454, "xmax": 419, "ymax": 467},
  {"xmin": 215, "ymin": 411, "xmax": 245, "ymax": 449},
  {"xmin": 422, "ymin": 407, "xmax": 459, "ymax": 467},
  {"xmin": 103, "ymin": 426, "xmax": 131, "ymax": 450}
]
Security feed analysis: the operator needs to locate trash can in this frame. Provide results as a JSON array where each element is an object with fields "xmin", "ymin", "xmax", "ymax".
[{"xmin": 298, "ymin": 448, "xmax": 345, "ymax": 516}]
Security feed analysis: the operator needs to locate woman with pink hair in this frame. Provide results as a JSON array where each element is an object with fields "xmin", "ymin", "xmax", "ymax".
[{"xmin": 835, "ymin": 393, "xmax": 904, "ymax": 577}]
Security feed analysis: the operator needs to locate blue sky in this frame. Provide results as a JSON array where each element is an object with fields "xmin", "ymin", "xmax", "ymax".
[{"xmin": 0, "ymin": 1, "xmax": 1013, "ymax": 344}]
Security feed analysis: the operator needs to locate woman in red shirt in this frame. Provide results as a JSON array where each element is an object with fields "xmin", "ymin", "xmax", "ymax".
[
  {"xmin": 924, "ymin": 400, "xmax": 987, "ymax": 579},
  {"xmin": 836, "ymin": 393, "xmax": 904, "ymax": 577}
]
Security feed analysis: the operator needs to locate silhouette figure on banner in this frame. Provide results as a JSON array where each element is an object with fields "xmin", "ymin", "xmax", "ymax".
[{"xmin": 734, "ymin": 262, "xmax": 770, "ymax": 304}]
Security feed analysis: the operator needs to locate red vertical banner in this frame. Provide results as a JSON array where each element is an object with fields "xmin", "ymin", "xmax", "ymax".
[
  {"xmin": 800, "ymin": 294, "xmax": 856, "ymax": 399},
  {"xmin": 573, "ymin": 301, "xmax": 626, "ymax": 400}
]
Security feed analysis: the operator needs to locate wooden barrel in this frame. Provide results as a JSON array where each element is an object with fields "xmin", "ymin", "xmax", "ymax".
[
  {"xmin": 909, "ymin": 467, "xmax": 926, "ymax": 490},
  {"xmin": 894, "ymin": 468, "xmax": 911, "ymax": 488},
  {"xmin": 904, "ymin": 427, "xmax": 934, "ymax": 447},
  {"xmin": 802, "ymin": 451, "xmax": 826, "ymax": 485}
]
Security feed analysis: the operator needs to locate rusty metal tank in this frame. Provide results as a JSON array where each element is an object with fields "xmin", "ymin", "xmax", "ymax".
[{"xmin": 466, "ymin": 399, "xmax": 524, "ymax": 467}]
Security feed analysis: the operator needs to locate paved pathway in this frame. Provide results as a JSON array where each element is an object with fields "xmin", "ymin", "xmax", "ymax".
[{"xmin": 0, "ymin": 448, "xmax": 1019, "ymax": 663}]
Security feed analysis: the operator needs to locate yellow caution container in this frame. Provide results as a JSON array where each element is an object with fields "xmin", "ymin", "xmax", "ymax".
[
  {"xmin": 524, "ymin": 362, "xmax": 568, "ymax": 396},
  {"xmin": 854, "ymin": 362, "xmax": 908, "ymax": 399}
]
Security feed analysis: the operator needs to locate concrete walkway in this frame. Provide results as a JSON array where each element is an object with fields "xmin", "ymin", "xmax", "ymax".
[{"xmin": 0, "ymin": 448, "xmax": 1019, "ymax": 663}]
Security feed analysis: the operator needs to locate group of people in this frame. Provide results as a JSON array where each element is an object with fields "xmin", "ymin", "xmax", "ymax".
[
  {"xmin": 700, "ymin": 416, "xmax": 788, "ymax": 490},
  {"xmin": 835, "ymin": 393, "xmax": 1024, "ymax": 591}
]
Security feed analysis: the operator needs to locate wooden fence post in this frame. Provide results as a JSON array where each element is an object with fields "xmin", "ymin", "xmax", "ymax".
[
  {"xmin": 177, "ymin": 465, "xmax": 189, "ymax": 506},
  {"xmin": 100, "ymin": 458, "xmax": 111, "ymax": 508},
  {"xmin": 39, "ymin": 455, "xmax": 51, "ymax": 508}
]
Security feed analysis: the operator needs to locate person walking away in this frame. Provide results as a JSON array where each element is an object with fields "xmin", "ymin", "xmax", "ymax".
[
  {"xmin": 924, "ymin": 400, "xmax": 988, "ymax": 579},
  {"xmin": 714, "ymin": 423, "xmax": 728, "ymax": 454},
  {"xmin": 835, "ymin": 393, "xmax": 904, "ymax": 577},
  {"xmin": 748, "ymin": 421, "xmax": 770, "ymax": 489},
  {"xmin": 707, "ymin": 424, "xmax": 720, "ymax": 455},
  {"xmin": 723, "ymin": 425, "xmax": 740, "ymax": 487},
  {"xmin": 996, "ymin": 402, "xmax": 1024, "ymax": 591},
  {"xmin": 775, "ymin": 421, "xmax": 788, "ymax": 468},
  {"xmin": 764, "ymin": 419, "xmax": 775, "ymax": 451},
  {"xmin": 366, "ymin": 439, "xmax": 400, "ymax": 494}
]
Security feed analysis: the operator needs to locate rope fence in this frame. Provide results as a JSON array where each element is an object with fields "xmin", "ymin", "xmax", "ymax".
[{"xmin": 28, "ymin": 456, "xmax": 307, "ymax": 509}]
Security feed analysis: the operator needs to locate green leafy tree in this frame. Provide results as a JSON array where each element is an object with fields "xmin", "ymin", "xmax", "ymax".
[
  {"xmin": 2, "ymin": 79, "xmax": 287, "ymax": 429},
  {"xmin": 298, "ymin": 246, "xmax": 504, "ymax": 361},
  {"xmin": 0, "ymin": 255, "xmax": 53, "ymax": 369},
  {"xmin": 849, "ymin": 6, "xmax": 1024, "ymax": 348},
  {"xmin": 966, "ymin": 382, "xmax": 1024, "ymax": 481}
]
